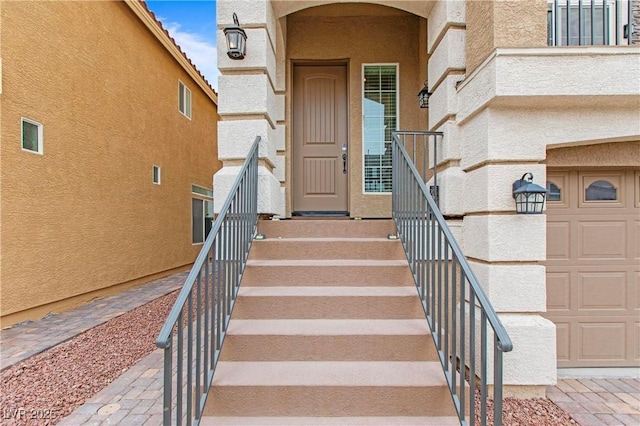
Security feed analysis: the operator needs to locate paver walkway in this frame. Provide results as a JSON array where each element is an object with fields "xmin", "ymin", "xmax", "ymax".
[
  {"xmin": 1, "ymin": 271, "xmax": 186, "ymax": 370},
  {"xmin": 547, "ymin": 375, "xmax": 640, "ymax": 426},
  {"xmin": 2, "ymin": 269, "xmax": 640, "ymax": 425}
]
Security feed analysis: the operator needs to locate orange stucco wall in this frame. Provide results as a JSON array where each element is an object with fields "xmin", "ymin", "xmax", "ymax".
[
  {"xmin": 466, "ymin": 0, "xmax": 548, "ymax": 74},
  {"xmin": 285, "ymin": 3, "xmax": 426, "ymax": 218},
  {"xmin": 0, "ymin": 1, "xmax": 221, "ymax": 325}
]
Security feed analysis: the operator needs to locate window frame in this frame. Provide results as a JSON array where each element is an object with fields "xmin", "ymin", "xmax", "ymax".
[
  {"xmin": 178, "ymin": 80, "xmax": 192, "ymax": 119},
  {"xmin": 21, "ymin": 117, "xmax": 43, "ymax": 155},
  {"xmin": 361, "ymin": 63, "xmax": 399, "ymax": 195},
  {"xmin": 546, "ymin": 0, "xmax": 619, "ymax": 46},
  {"xmin": 153, "ymin": 165, "xmax": 161, "ymax": 185},
  {"xmin": 191, "ymin": 185, "xmax": 214, "ymax": 245}
]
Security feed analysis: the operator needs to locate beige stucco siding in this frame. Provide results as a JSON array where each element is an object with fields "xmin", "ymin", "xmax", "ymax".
[
  {"xmin": 0, "ymin": 1, "xmax": 221, "ymax": 324},
  {"xmin": 286, "ymin": 4, "xmax": 426, "ymax": 217},
  {"xmin": 547, "ymin": 141, "xmax": 640, "ymax": 167},
  {"xmin": 466, "ymin": 0, "xmax": 548, "ymax": 74}
]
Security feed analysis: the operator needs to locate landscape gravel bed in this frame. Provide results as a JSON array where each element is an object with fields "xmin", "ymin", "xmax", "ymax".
[
  {"xmin": 0, "ymin": 290, "xmax": 178, "ymax": 425},
  {"xmin": 1, "ymin": 288, "xmax": 577, "ymax": 426}
]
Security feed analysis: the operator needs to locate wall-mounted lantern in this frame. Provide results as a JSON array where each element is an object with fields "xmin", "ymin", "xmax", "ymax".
[
  {"xmin": 223, "ymin": 13, "xmax": 247, "ymax": 60},
  {"xmin": 418, "ymin": 82, "xmax": 431, "ymax": 108},
  {"xmin": 512, "ymin": 173, "xmax": 548, "ymax": 214}
]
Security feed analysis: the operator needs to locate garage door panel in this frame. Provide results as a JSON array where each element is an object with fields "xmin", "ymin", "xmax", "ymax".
[
  {"xmin": 578, "ymin": 272, "xmax": 627, "ymax": 311},
  {"xmin": 555, "ymin": 322, "xmax": 571, "ymax": 363},
  {"xmin": 547, "ymin": 272, "xmax": 571, "ymax": 311},
  {"xmin": 578, "ymin": 221, "xmax": 627, "ymax": 260},
  {"xmin": 578, "ymin": 323, "xmax": 626, "ymax": 362},
  {"xmin": 635, "ymin": 323, "xmax": 640, "ymax": 361},
  {"xmin": 546, "ymin": 167, "xmax": 639, "ymax": 368},
  {"xmin": 547, "ymin": 222, "xmax": 571, "ymax": 260}
]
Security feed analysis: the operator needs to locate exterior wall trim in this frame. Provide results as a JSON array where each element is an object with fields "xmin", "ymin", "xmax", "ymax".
[{"xmin": 125, "ymin": 0, "xmax": 218, "ymax": 104}]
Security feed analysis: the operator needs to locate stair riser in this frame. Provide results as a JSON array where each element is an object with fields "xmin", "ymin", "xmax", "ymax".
[
  {"xmin": 205, "ymin": 386, "xmax": 454, "ymax": 417},
  {"xmin": 248, "ymin": 241, "xmax": 405, "ymax": 261},
  {"xmin": 232, "ymin": 296, "xmax": 425, "ymax": 319},
  {"xmin": 258, "ymin": 220, "xmax": 396, "ymax": 238},
  {"xmin": 241, "ymin": 265, "xmax": 414, "ymax": 286},
  {"xmin": 219, "ymin": 335, "xmax": 439, "ymax": 362}
]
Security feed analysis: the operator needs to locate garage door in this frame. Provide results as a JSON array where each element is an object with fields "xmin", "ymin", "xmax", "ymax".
[{"xmin": 545, "ymin": 169, "xmax": 640, "ymax": 368}]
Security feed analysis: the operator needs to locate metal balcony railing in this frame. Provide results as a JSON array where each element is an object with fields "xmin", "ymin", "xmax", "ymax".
[
  {"xmin": 392, "ymin": 132, "xmax": 513, "ymax": 426},
  {"xmin": 156, "ymin": 136, "xmax": 260, "ymax": 426},
  {"xmin": 548, "ymin": 0, "xmax": 634, "ymax": 46}
]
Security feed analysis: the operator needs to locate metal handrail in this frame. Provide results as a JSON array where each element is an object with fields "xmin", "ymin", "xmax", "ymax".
[
  {"xmin": 547, "ymin": 0, "xmax": 634, "ymax": 46},
  {"xmin": 392, "ymin": 132, "xmax": 513, "ymax": 426},
  {"xmin": 156, "ymin": 136, "xmax": 260, "ymax": 426}
]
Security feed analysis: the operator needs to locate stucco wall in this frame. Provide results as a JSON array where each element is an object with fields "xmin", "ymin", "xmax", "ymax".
[
  {"xmin": 0, "ymin": 1, "xmax": 221, "ymax": 325},
  {"xmin": 466, "ymin": 0, "xmax": 548, "ymax": 75},
  {"xmin": 547, "ymin": 141, "xmax": 640, "ymax": 167},
  {"xmin": 633, "ymin": 0, "xmax": 640, "ymax": 44},
  {"xmin": 286, "ymin": 3, "xmax": 426, "ymax": 217}
]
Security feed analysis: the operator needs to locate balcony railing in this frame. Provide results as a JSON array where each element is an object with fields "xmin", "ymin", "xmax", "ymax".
[
  {"xmin": 548, "ymin": 0, "xmax": 634, "ymax": 46},
  {"xmin": 392, "ymin": 132, "xmax": 513, "ymax": 426},
  {"xmin": 156, "ymin": 136, "xmax": 260, "ymax": 426}
]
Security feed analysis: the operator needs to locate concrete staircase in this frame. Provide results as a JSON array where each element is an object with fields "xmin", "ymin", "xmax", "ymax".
[{"xmin": 200, "ymin": 219, "xmax": 459, "ymax": 425}]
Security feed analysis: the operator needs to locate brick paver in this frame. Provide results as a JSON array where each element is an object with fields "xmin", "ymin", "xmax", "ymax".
[
  {"xmin": 0, "ymin": 271, "xmax": 187, "ymax": 370},
  {"xmin": 548, "ymin": 377, "xmax": 640, "ymax": 426}
]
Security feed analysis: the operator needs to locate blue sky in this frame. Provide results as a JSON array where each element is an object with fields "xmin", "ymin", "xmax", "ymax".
[{"xmin": 146, "ymin": 1, "xmax": 219, "ymax": 88}]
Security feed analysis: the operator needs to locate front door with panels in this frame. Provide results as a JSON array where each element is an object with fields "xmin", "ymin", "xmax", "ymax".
[
  {"xmin": 292, "ymin": 65, "xmax": 349, "ymax": 215},
  {"xmin": 545, "ymin": 168, "xmax": 640, "ymax": 367}
]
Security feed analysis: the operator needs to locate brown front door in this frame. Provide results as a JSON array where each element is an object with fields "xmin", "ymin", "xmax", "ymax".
[{"xmin": 292, "ymin": 65, "xmax": 348, "ymax": 214}]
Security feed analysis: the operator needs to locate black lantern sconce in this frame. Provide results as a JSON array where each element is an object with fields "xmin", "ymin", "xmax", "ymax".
[
  {"xmin": 224, "ymin": 13, "xmax": 247, "ymax": 60},
  {"xmin": 418, "ymin": 82, "xmax": 431, "ymax": 108},
  {"xmin": 512, "ymin": 173, "xmax": 548, "ymax": 214}
]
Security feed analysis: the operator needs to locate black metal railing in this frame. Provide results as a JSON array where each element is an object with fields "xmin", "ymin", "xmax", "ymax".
[
  {"xmin": 156, "ymin": 136, "xmax": 260, "ymax": 425},
  {"xmin": 548, "ymin": 0, "xmax": 634, "ymax": 46},
  {"xmin": 392, "ymin": 133, "xmax": 513, "ymax": 426}
]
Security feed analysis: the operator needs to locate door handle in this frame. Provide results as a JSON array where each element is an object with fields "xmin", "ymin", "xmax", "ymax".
[{"xmin": 342, "ymin": 153, "xmax": 347, "ymax": 174}]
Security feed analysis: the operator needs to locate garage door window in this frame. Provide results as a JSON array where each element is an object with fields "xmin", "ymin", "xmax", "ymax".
[
  {"xmin": 585, "ymin": 180, "xmax": 617, "ymax": 201},
  {"xmin": 547, "ymin": 182, "xmax": 562, "ymax": 202}
]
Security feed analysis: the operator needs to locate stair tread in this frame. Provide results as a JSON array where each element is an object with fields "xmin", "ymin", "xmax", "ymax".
[
  {"xmin": 246, "ymin": 259, "xmax": 408, "ymax": 266},
  {"xmin": 255, "ymin": 237, "xmax": 395, "ymax": 242},
  {"xmin": 212, "ymin": 361, "xmax": 446, "ymax": 387},
  {"xmin": 199, "ymin": 416, "xmax": 460, "ymax": 425},
  {"xmin": 227, "ymin": 319, "xmax": 431, "ymax": 335},
  {"xmin": 237, "ymin": 286, "xmax": 418, "ymax": 297}
]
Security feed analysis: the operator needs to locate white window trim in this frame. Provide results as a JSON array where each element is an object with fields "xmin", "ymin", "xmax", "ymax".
[
  {"xmin": 191, "ymin": 188, "xmax": 214, "ymax": 245},
  {"xmin": 153, "ymin": 165, "xmax": 161, "ymax": 184},
  {"xmin": 178, "ymin": 80, "xmax": 192, "ymax": 120},
  {"xmin": 361, "ymin": 63, "xmax": 399, "ymax": 195},
  {"xmin": 21, "ymin": 117, "xmax": 43, "ymax": 155}
]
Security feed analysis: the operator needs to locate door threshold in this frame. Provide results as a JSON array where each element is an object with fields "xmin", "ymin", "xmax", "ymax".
[{"xmin": 292, "ymin": 211, "xmax": 350, "ymax": 218}]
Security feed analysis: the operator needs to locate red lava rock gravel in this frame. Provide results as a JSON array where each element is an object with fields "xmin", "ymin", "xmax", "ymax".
[
  {"xmin": 476, "ymin": 389, "xmax": 579, "ymax": 426},
  {"xmin": 0, "ymin": 290, "xmax": 178, "ymax": 425}
]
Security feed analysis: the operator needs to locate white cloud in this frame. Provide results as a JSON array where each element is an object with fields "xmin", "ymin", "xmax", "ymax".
[{"xmin": 160, "ymin": 19, "xmax": 220, "ymax": 90}]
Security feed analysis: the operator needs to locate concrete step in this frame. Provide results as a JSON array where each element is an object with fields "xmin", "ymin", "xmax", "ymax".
[
  {"xmin": 203, "ymin": 361, "xmax": 455, "ymax": 417},
  {"xmin": 241, "ymin": 259, "xmax": 414, "ymax": 286},
  {"xmin": 258, "ymin": 219, "xmax": 396, "ymax": 239},
  {"xmin": 231, "ymin": 286, "xmax": 425, "ymax": 320},
  {"xmin": 248, "ymin": 238, "xmax": 406, "ymax": 260},
  {"xmin": 200, "ymin": 416, "xmax": 461, "ymax": 425},
  {"xmin": 219, "ymin": 319, "xmax": 439, "ymax": 361}
]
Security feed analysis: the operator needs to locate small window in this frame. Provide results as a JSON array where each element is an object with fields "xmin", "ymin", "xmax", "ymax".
[
  {"xmin": 547, "ymin": 182, "xmax": 562, "ymax": 201},
  {"xmin": 153, "ymin": 165, "xmax": 161, "ymax": 184},
  {"xmin": 192, "ymin": 184, "xmax": 214, "ymax": 244},
  {"xmin": 585, "ymin": 180, "xmax": 617, "ymax": 201},
  {"xmin": 192, "ymin": 197, "xmax": 213, "ymax": 244},
  {"xmin": 179, "ymin": 81, "xmax": 192, "ymax": 119},
  {"xmin": 21, "ymin": 118, "xmax": 43, "ymax": 154}
]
